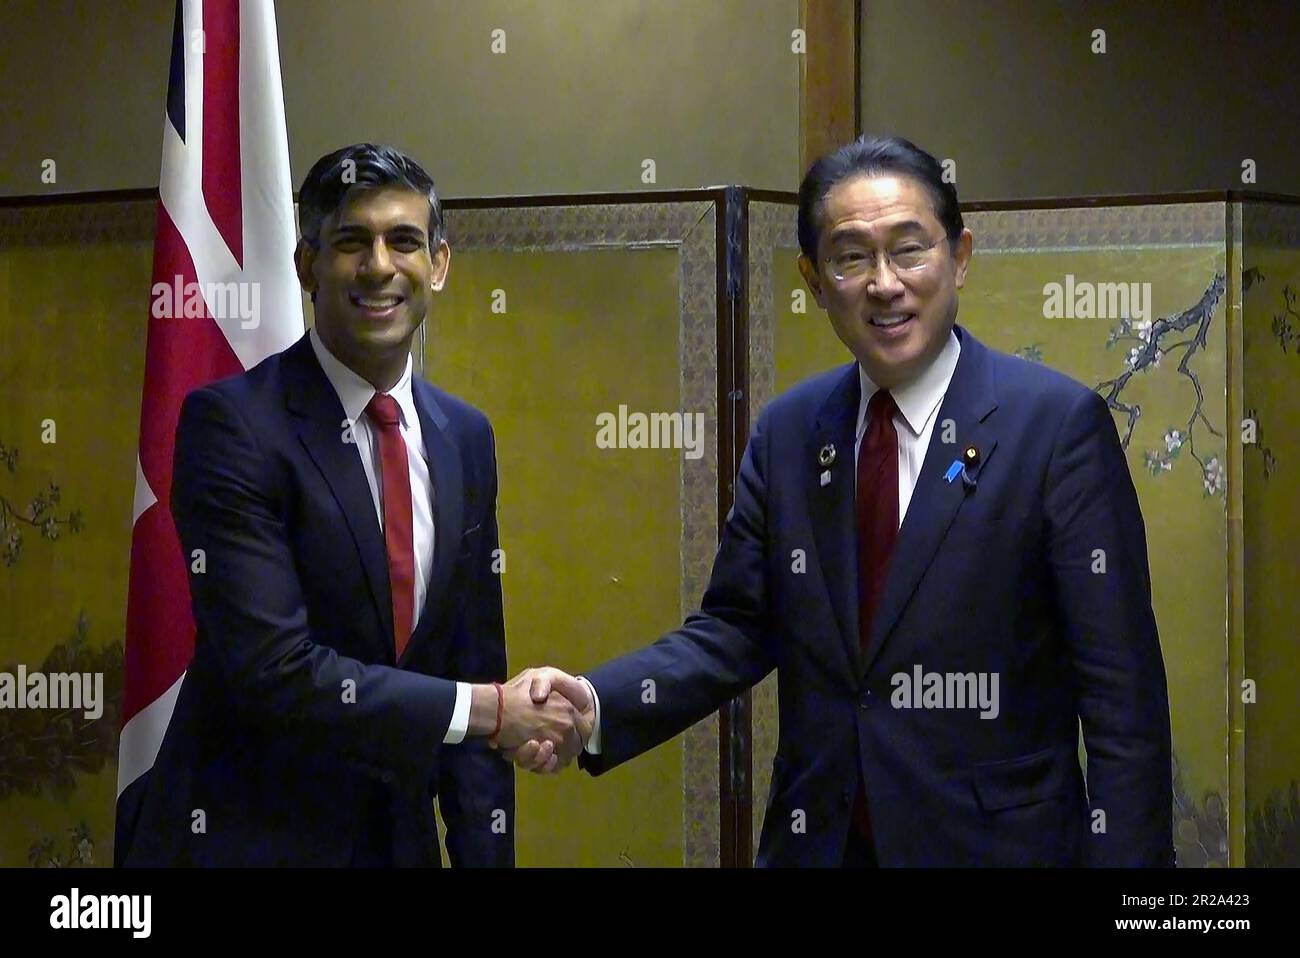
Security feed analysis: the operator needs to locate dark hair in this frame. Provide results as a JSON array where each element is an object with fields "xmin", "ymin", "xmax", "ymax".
[
  {"xmin": 797, "ymin": 134, "xmax": 962, "ymax": 260},
  {"xmin": 298, "ymin": 143, "xmax": 444, "ymax": 247}
]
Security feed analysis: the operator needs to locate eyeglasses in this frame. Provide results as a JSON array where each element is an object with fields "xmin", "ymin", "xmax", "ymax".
[{"xmin": 824, "ymin": 237, "xmax": 946, "ymax": 283}]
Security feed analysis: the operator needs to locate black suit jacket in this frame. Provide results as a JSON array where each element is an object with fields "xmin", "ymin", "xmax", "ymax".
[
  {"xmin": 118, "ymin": 334, "xmax": 512, "ymax": 866},
  {"xmin": 580, "ymin": 325, "xmax": 1174, "ymax": 867}
]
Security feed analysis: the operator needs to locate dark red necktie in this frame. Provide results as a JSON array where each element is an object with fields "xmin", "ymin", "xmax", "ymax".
[
  {"xmin": 366, "ymin": 393, "xmax": 415, "ymax": 660},
  {"xmin": 851, "ymin": 388, "xmax": 899, "ymax": 848}
]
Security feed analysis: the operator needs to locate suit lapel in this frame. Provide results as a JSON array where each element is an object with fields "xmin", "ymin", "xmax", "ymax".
[
  {"xmin": 861, "ymin": 326, "xmax": 1000, "ymax": 676},
  {"xmin": 283, "ymin": 336, "xmax": 394, "ymax": 661},
  {"xmin": 806, "ymin": 363, "xmax": 865, "ymax": 682},
  {"xmin": 402, "ymin": 378, "xmax": 464, "ymax": 666}
]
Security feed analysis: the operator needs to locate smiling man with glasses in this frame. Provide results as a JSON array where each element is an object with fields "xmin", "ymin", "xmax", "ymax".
[
  {"xmin": 507, "ymin": 135, "xmax": 1174, "ymax": 869},
  {"xmin": 797, "ymin": 149, "xmax": 971, "ymax": 395}
]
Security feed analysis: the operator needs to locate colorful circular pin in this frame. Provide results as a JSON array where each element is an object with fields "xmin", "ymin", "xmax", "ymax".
[{"xmin": 818, "ymin": 444, "xmax": 836, "ymax": 467}]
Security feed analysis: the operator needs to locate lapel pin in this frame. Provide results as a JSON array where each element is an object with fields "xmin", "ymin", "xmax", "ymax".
[
  {"xmin": 818, "ymin": 443, "xmax": 836, "ymax": 467},
  {"xmin": 820, "ymin": 469, "xmax": 832, "ymax": 487},
  {"xmin": 963, "ymin": 443, "xmax": 980, "ymax": 467}
]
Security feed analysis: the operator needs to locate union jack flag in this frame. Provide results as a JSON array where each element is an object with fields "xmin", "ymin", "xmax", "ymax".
[{"xmin": 115, "ymin": 0, "xmax": 303, "ymax": 863}]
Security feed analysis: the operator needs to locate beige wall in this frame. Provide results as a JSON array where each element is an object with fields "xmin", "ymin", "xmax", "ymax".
[
  {"xmin": 0, "ymin": 0, "xmax": 800, "ymax": 198},
  {"xmin": 860, "ymin": 0, "xmax": 1300, "ymax": 200},
  {"xmin": 8, "ymin": 1, "xmax": 1298, "ymax": 204}
]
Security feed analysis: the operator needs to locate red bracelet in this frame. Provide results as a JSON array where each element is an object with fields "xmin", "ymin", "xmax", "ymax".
[{"xmin": 489, "ymin": 681, "xmax": 504, "ymax": 743}]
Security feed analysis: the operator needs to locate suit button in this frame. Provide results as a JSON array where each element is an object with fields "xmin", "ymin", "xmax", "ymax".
[{"xmin": 859, "ymin": 690, "xmax": 874, "ymax": 710}]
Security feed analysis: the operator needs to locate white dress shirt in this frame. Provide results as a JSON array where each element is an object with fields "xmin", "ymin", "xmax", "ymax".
[
  {"xmin": 582, "ymin": 329, "xmax": 962, "ymax": 756},
  {"xmin": 308, "ymin": 328, "xmax": 472, "ymax": 744},
  {"xmin": 855, "ymin": 329, "xmax": 962, "ymax": 525}
]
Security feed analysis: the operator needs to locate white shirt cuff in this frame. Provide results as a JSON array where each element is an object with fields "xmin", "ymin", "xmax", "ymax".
[
  {"xmin": 577, "ymin": 676, "xmax": 602, "ymax": 755},
  {"xmin": 443, "ymin": 681, "xmax": 471, "ymax": 744}
]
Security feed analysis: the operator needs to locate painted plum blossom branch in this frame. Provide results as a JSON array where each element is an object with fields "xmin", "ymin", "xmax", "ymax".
[
  {"xmin": 1096, "ymin": 273, "xmax": 1227, "ymax": 497},
  {"xmin": 0, "ymin": 439, "xmax": 84, "ymax": 566},
  {"xmin": 1270, "ymin": 281, "xmax": 1300, "ymax": 354}
]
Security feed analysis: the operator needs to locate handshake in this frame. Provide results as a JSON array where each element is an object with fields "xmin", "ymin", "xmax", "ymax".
[{"xmin": 469, "ymin": 668, "xmax": 594, "ymax": 774}]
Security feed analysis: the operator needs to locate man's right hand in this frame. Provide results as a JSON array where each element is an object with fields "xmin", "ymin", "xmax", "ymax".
[
  {"xmin": 469, "ymin": 670, "xmax": 591, "ymax": 759},
  {"xmin": 502, "ymin": 667, "xmax": 596, "ymax": 774}
]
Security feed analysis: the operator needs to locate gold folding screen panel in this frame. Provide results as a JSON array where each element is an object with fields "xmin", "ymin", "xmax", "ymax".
[
  {"xmin": 0, "ymin": 194, "xmax": 733, "ymax": 868},
  {"xmin": 423, "ymin": 199, "xmax": 725, "ymax": 866},
  {"xmin": 1239, "ymin": 200, "xmax": 1300, "ymax": 867},
  {"xmin": 0, "ymin": 199, "xmax": 152, "ymax": 865}
]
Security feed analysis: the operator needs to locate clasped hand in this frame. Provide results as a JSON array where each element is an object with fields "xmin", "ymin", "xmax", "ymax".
[{"xmin": 489, "ymin": 667, "xmax": 593, "ymax": 774}]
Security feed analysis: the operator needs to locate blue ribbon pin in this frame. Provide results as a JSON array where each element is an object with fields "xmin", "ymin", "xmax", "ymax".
[{"xmin": 944, "ymin": 458, "xmax": 979, "ymax": 490}]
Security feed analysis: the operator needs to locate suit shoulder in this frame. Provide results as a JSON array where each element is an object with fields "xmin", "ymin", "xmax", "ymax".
[
  {"xmin": 181, "ymin": 349, "xmax": 287, "ymax": 416},
  {"xmin": 420, "ymin": 381, "xmax": 494, "ymax": 437},
  {"xmin": 756, "ymin": 362, "xmax": 856, "ymax": 427},
  {"xmin": 986, "ymin": 345, "xmax": 1099, "ymax": 412}
]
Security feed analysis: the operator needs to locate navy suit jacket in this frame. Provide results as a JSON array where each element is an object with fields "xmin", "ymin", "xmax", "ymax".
[
  {"xmin": 580, "ymin": 325, "xmax": 1174, "ymax": 867},
  {"xmin": 118, "ymin": 334, "xmax": 512, "ymax": 866}
]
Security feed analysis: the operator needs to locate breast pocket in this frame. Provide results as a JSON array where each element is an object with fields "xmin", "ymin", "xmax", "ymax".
[
  {"xmin": 458, "ymin": 523, "xmax": 482, "ymax": 561},
  {"xmin": 950, "ymin": 508, "xmax": 1036, "ymax": 545},
  {"xmin": 937, "ymin": 512, "xmax": 1043, "ymax": 597}
]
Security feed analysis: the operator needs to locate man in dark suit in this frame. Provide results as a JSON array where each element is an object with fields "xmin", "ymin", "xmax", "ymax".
[
  {"xmin": 118, "ymin": 144, "xmax": 586, "ymax": 866},
  {"xmin": 510, "ymin": 135, "xmax": 1174, "ymax": 867}
]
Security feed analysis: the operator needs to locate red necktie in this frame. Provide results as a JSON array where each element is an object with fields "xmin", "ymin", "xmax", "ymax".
[
  {"xmin": 366, "ymin": 393, "xmax": 415, "ymax": 660},
  {"xmin": 851, "ymin": 388, "xmax": 899, "ymax": 848}
]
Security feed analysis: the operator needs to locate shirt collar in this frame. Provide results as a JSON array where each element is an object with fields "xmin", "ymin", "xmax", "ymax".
[
  {"xmin": 308, "ymin": 326, "xmax": 417, "ymax": 428},
  {"xmin": 856, "ymin": 328, "xmax": 962, "ymax": 440}
]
